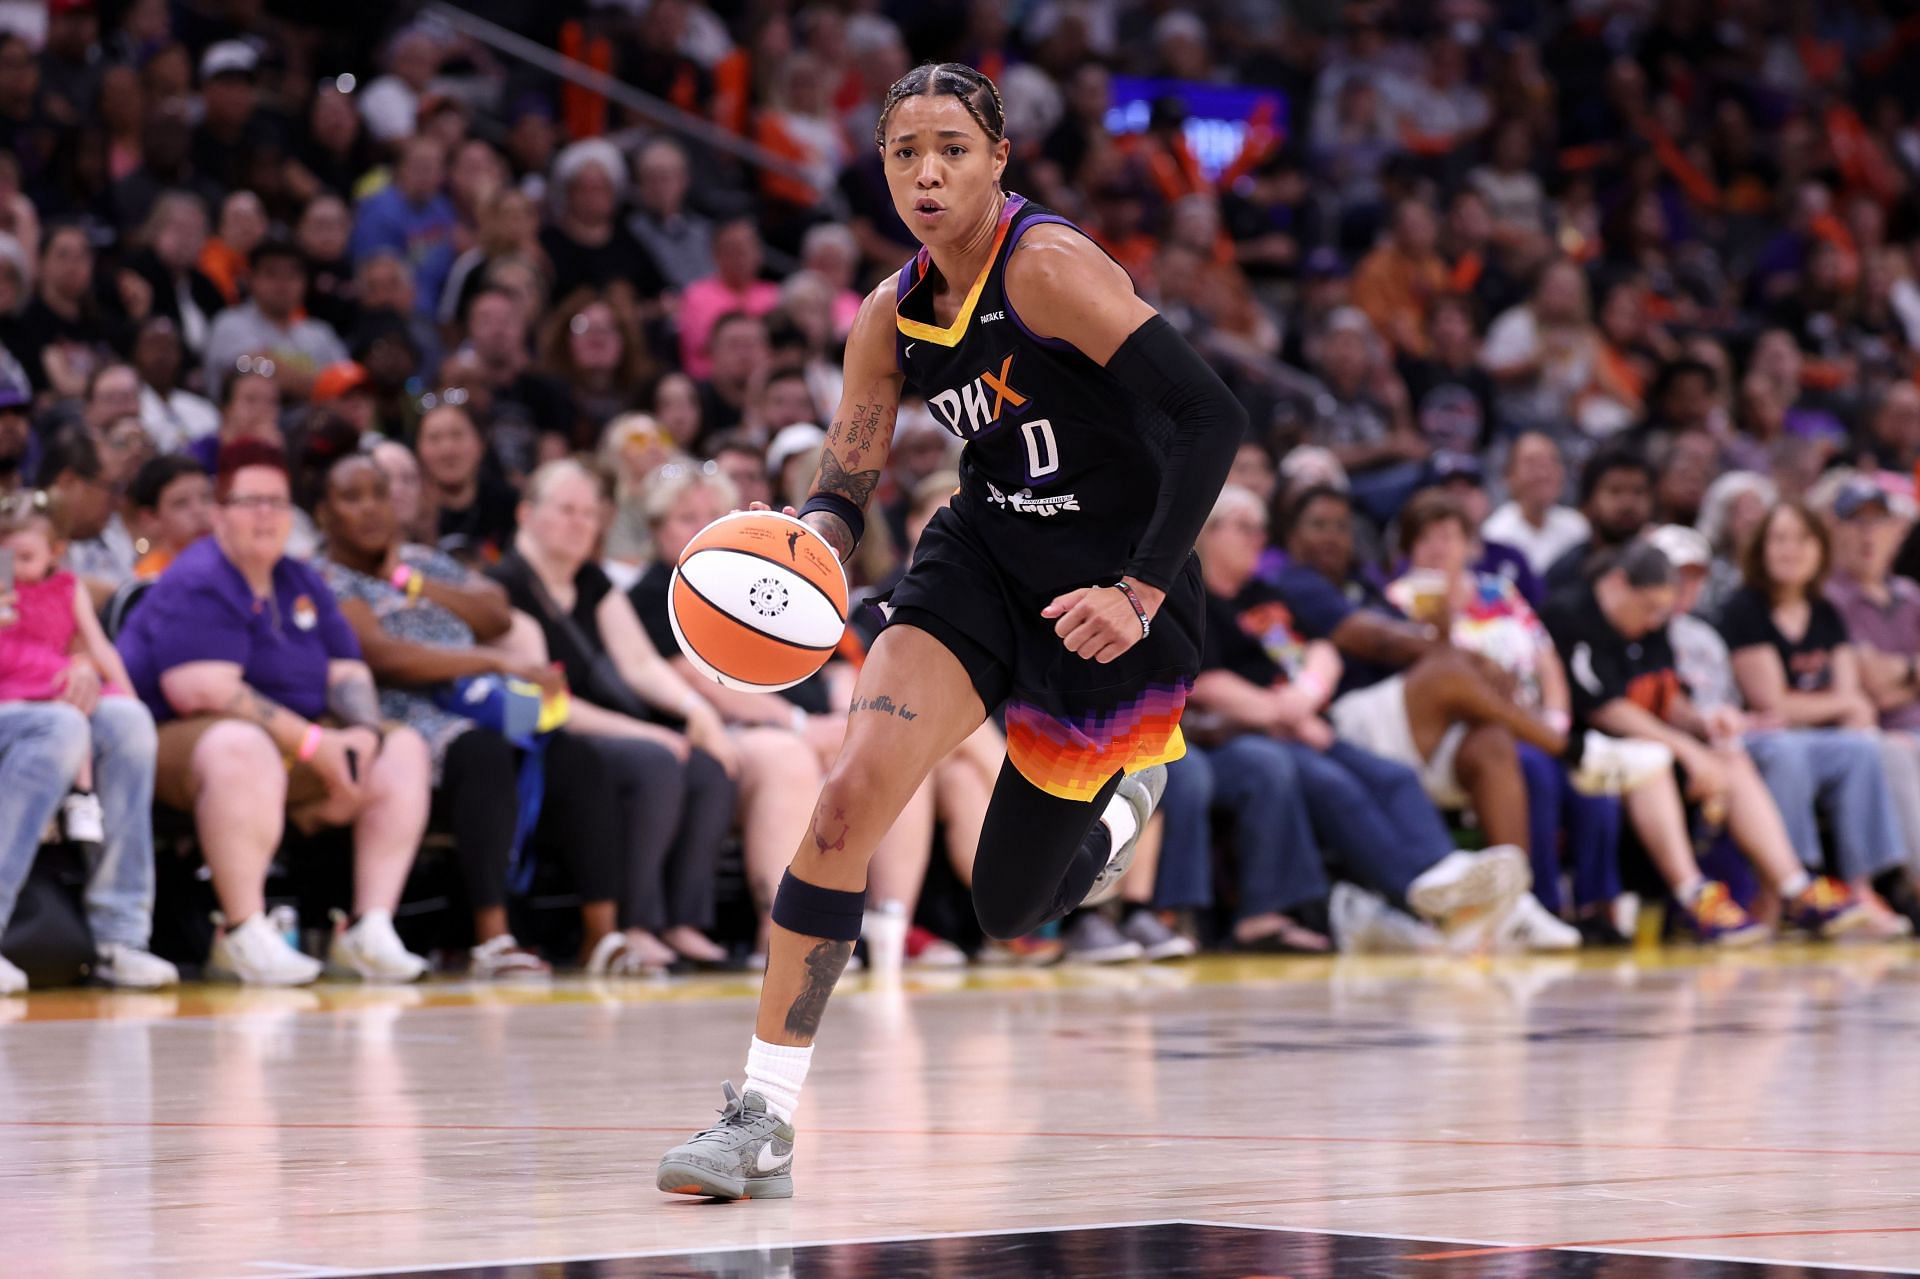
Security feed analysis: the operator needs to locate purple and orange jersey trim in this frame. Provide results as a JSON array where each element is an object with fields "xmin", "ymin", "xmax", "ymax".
[{"xmin": 1004, "ymin": 679, "xmax": 1192, "ymax": 803}]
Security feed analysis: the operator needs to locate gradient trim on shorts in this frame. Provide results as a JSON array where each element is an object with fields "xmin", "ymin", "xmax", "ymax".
[{"xmin": 1004, "ymin": 679, "xmax": 1192, "ymax": 802}]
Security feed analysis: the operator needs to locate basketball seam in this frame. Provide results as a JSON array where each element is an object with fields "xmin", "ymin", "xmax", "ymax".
[
  {"xmin": 683, "ymin": 544, "xmax": 846, "ymax": 618},
  {"xmin": 674, "ymin": 575, "xmax": 840, "ymax": 653}
]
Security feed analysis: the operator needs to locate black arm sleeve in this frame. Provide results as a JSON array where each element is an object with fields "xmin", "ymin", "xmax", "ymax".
[{"xmin": 1104, "ymin": 314, "xmax": 1249, "ymax": 591}]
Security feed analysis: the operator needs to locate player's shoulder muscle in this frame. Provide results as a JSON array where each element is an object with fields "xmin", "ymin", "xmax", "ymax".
[{"xmin": 1003, "ymin": 222, "xmax": 1156, "ymax": 365}]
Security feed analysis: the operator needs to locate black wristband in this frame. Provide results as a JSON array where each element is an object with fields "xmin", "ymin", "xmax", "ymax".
[{"xmin": 797, "ymin": 493, "xmax": 865, "ymax": 560}]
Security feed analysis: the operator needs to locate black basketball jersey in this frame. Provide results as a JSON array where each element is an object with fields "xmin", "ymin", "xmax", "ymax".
[{"xmin": 892, "ymin": 193, "xmax": 1173, "ymax": 597}]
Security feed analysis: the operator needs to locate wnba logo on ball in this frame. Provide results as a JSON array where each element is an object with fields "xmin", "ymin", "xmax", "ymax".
[{"xmin": 748, "ymin": 578, "xmax": 790, "ymax": 618}]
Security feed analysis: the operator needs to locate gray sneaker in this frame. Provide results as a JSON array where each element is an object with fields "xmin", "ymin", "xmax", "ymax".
[
  {"xmin": 1062, "ymin": 911, "xmax": 1145, "ymax": 963},
  {"xmin": 657, "ymin": 1083, "xmax": 795, "ymax": 1200},
  {"xmin": 1081, "ymin": 764, "xmax": 1167, "ymax": 907},
  {"xmin": 1118, "ymin": 909, "xmax": 1197, "ymax": 961}
]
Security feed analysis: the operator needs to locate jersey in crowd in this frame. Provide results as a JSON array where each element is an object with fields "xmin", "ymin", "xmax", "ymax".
[
  {"xmin": 1202, "ymin": 579, "xmax": 1307, "ymax": 687},
  {"xmin": 1717, "ymin": 586, "xmax": 1847, "ymax": 692},
  {"xmin": 1541, "ymin": 583, "xmax": 1681, "ymax": 733},
  {"xmin": 883, "ymin": 192, "xmax": 1206, "ymax": 802}
]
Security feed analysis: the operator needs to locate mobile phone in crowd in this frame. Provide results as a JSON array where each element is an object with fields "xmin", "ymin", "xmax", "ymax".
[
  {"xmin": 0, "ymin": 548, "xmax": 16, "ymax": 627},
  {"xmin": 344, "ymin": 747, "xmax": 360, "ymax": 785}
]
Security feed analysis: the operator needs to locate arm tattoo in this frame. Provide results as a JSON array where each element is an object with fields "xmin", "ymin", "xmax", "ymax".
[
  {"xmin": 831, "ymin": 400, "xmax": 894, "ymax": 453},
  {"xmin": 782, "ymin": 939, "xmax": 854, "ymax": 1040},
  {"xmin": 815, "ymin": 447, "xmax": 881, "ymax": 509},
  {"xmin": 849, "ymin": 693, "xmax": 917, "ymax": 721},
  {"xmin": 327, "ymin": 677, "xmax": 382, "ymax": 729},
  {"xmin": 802, "ymin": 511, "xmax": 856, "ymax": 562},
  {"xmin": 221, "ymin": 684, "xmax": 284, "ymax": 727}
]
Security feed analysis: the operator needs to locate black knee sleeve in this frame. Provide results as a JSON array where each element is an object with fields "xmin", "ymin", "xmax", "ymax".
[{"xmin": 770, "ymin": 870, "xmax": 866, "ymax": 942}]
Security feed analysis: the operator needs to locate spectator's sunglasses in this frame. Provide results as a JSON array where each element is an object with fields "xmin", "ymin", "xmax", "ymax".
[{"xmin": 235, "ymin": 355, "xmax": 277, "ymax": 379}]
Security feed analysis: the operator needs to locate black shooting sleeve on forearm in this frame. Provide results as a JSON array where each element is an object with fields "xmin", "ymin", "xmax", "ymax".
[{"xmin": 1104, "ymin": 314, "xmax": 1248, "ymax": 591}]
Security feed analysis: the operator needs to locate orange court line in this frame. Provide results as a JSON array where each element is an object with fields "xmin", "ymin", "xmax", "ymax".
[
  {"xmin": 2, "ymin": 1118, "xmax": 1916, "ymax": 1162},
  {"xmin": 1404, "ymin": 1225, "xmax": 1920, "ymax": 1261}
]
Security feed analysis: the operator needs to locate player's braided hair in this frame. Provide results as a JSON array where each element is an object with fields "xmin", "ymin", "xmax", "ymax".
[{"xmin": 872, "ymin": 63, "xmax": 1006, "ymax": 149}]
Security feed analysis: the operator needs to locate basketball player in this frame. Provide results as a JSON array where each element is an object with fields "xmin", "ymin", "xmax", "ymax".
[{"xmin": 657, "ymin": 64, "xmax": 1524, "ymax": 1200}]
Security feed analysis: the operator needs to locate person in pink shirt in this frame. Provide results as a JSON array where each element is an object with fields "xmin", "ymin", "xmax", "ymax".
[{"xmin": 678, "ymin": 216, "xmax": 781, "ymax": 378}]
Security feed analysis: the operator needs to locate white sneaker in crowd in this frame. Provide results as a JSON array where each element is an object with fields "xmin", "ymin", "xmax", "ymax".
[
  {"xmin": 1570, "ymin": 732, "xmax": 1674, "ymax": 796},
  {"xmin": 208, "ymin": 914, "xmax": 323, "ymax": 986},
  {"xmin": 1329, "ymin": 882, "xmax": 1445, "ymax": 954},
  {"xmin": 1492, "ymin": 894, "xmax": 1583, "ymax": 952},
  {"xmin": 95, "ymin": 943, "xmax": 180, "ymax": 989},
  {"xmin": 60, "ymin": 791, "xmax": 105, "ymax": 843},
  {"xmin": 0, "ymin": 953, "xmax": 26, "ymax": 994},
  {"xmin": 329, "ymin": 909, "xmax": 430, "ymax": 983},
  {"xmin": 1407, "ymin": 845, "xmax": 1530, "ymax": 927},
  {"xmin": 469, "ymin": 934, "xmax": 551, "ymax": 980}
]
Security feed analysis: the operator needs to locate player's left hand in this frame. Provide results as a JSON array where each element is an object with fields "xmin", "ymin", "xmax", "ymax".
[{"xmin": 1043, "ymin": 578, "xmax": 1163, "ymax": 664}]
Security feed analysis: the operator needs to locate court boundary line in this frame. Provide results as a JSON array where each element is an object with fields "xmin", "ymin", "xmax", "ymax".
[
  {"xmin": 220, "ymin": 1217, "xmax": 1920, "ymax": 1279},
  {"xmin": 1180, "ymin": 1218, "xmax": 1920, "ymax": 1276},
  {"xmin": 11, "ymin": 1116, "xmax": 1917, "ymax": 1163}
]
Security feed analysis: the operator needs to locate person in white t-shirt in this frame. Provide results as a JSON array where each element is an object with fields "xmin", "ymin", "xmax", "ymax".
[{"xmin": 1482, "ymin": 430, "xmax": 1589, "ymax": 575}]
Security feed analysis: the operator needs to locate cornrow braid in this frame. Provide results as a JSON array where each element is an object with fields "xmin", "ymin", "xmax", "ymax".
[{"xmin": 873, "ymin": 62, "xmax": 1006, "ymax": 149}]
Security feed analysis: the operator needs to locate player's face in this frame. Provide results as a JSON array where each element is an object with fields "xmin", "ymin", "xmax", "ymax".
[{"xmin": 881, "ymin": 94, "xmax": 1009, "ymax": 249}]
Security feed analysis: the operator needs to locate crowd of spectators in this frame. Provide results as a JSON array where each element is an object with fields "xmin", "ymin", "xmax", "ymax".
[{"xmin": 9, "ymin": 0, "xmax": 1920, "ymax": 987}]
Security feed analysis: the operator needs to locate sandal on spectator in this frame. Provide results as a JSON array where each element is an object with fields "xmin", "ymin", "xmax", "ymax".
[
  {"xmin": 1232, "ymin": 914, "xmax": 1333, "ymax": 953},
  {"xmin": 469, "ymin": 935, "xmax": 551, "ymax": 981},
  {"xmin": 585, "ymin": 931, "xmax": 664, "ymax": 978}
]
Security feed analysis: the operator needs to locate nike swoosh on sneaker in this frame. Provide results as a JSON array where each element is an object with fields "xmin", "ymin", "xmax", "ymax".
[{"xmin": 753, "ymin": 1141, "xmax": 792, "ymax": 1175}]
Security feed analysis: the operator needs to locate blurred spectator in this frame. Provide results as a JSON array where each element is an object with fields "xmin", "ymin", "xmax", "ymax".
[
  {"xmin": 440, "ymin": 184, "xmax": 544, "ymax": 328},
  {"xmin": 415, "ymin": 402, "xmax": 516, "ymax": 565},
  {"xmin": 285, "ymin": 79, "xmax": 373, "ymax": 209},
  {"xmin": 705, "ymin": 429, "xmax": 770, "ymax": 509},
  {"xmin": 537, "ymin": 287, "xmax": 652, "ymax": 447},
  {"xmin": 1653, "ymin": 428, "xmax": 1718, "ymax": 527},
  {"xmin": 696, "ymin": 310, "xmax": 771, "ymax": 440},
  {"xmin": 349, "ymin": 135, "xmax": 457, "ymax": 322},
  {"xmin": 1483, "ymin": 258, "xmax": 1637, "ymax": 445},
  {"xmin": 1305, "ymin": 306, "xmax": 1423, "ymax": 525},
  {"xmin": 115, "ymin": 446, "xmax": 434, "ymax": 985},
  {"xmin": 1694, "ymin": 470, "xmax": 1778, "ymax": 621},
  {"xmin": 203, "ymin": 240, "xmax": 348, "ymax": 402},
  {"xmin": 1541, "ymin": 541, "xmax": 1858, "ymax": 945},
  {"xmin": 600, "ymin": 412, "xmax": 677, "ymax": 570},
  {"xmin": 127, "ymin": 451, "xmax": 212, "ymax": 577},
  {"xmin": 130, "ymin": 191, "xmax": 220, "ymax": 362},
  {"xmin": 653, "ymin": 370, "xmax": 702, "ymax": 451},
  {"xmin": 1413, "ymin": 452, "xmax": 1541, "ymax": 608},
  {"xmin": 1353, "ymin": 199, "xmax": 1447, "ymax": 358},
  {"xmin": 359, "ymin": 26, "xmax": 444, "ymax": 145},
  {"xmin": 189, "ymin": 367, "xmax": 281, "ymax": 473},
  {"xmin": 0, "ymin": 378, "xmax": 31, "ymax": 495},
  {"xmin": 0, "ymin": 494, "xmax": 173, "ymax": 993},
  {"xmin": 1543, "ymin": 447, "xmax": 1656, "ymax": 592},
  {"xmin": 626, "ymin": 136, "xmax": 712, "ymax": 292},
  {"xmin": 37, "ymin": 426, "xmax": 129, "ymax": 592},
  {"xmin": 489, "ymin": 460, "xmax": 740, "ymax": 971},
  {"xmin": 295, "ymin": 193, "xmax": 357, "ymax": 337},
  {"xmin": 1855, "ymin": 380, "xmax": 1920, "ymax": 474},
  {"xmin": 540, "ymin": 139, "xmax": 662, "ymax": 307},
  {"xmin": 458, "ymin": 284, "xmax": 571, "ymax": 472},
  {"xmin": 680, "ymin": 216, "xmax": 782, "ymax": 379},
  {"xmin": 1398, "ymin": 295, "xmax": 1493, "ymax": 456},
  {"xmin": 189, "ymin": 41, "xmax": 269, "ymax": 196},
  {"xmin": 199, "ymin": 188, "xmax": 265, "ymax": 305},
  {"xmin": 1483, "ymin": 431, "xmax": 1589, "ymax": 576},
  {"xmin": 9, "ymin": 222, "xmax": 116, "ymax": 399}
]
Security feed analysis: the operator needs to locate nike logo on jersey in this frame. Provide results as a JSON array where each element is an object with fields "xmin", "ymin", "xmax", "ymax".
[
  {"xmin": 754, "ymin": 1140, "xmax": 792, "ymax": 1175},
  {"xmin": 904, "ymin": 342, "xmax": 916, "ymax": 359},
  {"xmin": 979, "ymin": 310, "xmax": 1005, "ymax": 323},
  {"xmin": 928, "ymin": 355, "xmax": 1028, "ymax": 437}
]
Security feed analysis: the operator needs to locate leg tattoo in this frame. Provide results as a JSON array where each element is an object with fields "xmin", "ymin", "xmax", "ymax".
[{"xmin": 782, "ymin": 939, "xmax": 854, "ymax": 1040}]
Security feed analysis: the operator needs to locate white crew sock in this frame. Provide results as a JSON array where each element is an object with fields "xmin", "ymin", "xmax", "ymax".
[
  {"xmin": 1100, "ymin": 793, "xmax": 1139, "ymax": 856},
  {"xmin": 744, "ymin": 1036, "xmax": 813, "ymax": 1123},
  {"xmin": 1778, "ymin": 871, "xmax": 1812, "ymax": 900}
]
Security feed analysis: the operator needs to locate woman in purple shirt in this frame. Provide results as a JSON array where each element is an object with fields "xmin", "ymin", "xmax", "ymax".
[{"xmin": 116, "ymin": 442, "xmax": 434, "ymax": 986}]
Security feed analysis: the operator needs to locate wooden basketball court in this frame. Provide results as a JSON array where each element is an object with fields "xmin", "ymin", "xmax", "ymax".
[{"xmin": 5, "ymin": 949, "xmax": 1918, "ymax": 1277}]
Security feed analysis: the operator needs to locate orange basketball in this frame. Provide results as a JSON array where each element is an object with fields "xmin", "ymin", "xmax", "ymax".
[{"xmin": 668, "ymin": 510, "xmax": 849, "ymax": 693}]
